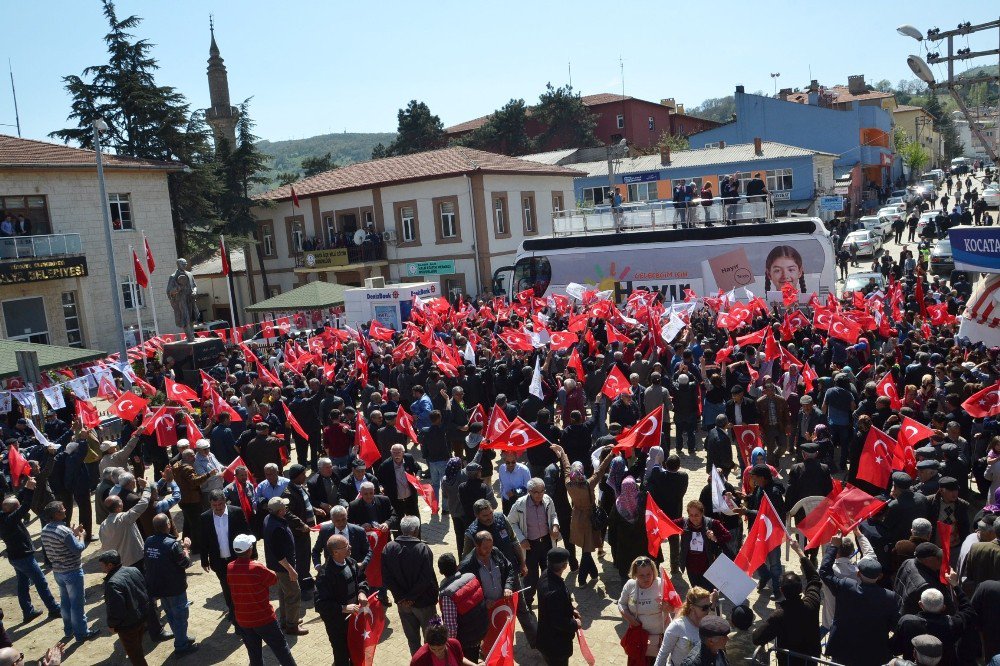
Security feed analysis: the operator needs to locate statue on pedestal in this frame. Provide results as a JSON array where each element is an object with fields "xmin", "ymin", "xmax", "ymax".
[{"xmin": 166, "ymin": 258, "xmax": 199, "ymax": 342}]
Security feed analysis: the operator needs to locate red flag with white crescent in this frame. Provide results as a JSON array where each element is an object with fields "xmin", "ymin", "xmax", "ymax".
[
  {"xmin": 406, "ymin": 472, "xmax": 439, "ymax": 513},
  {"xmin": 645, "ymin": 494, "xmax": 682, "ymax": 558},
  {"xmin": 875, "ymin": 371, "xmax": 902, "ymax": 410},
  {"xmin": 109, "ymin": 391, "xmax": 148, "ymax": 422},
  {"xmin": 660, "ymin": 566, "xmax": 683, "ymax": 609},
  {"xmin": 601, "ymin": 365, "xmax": 631, "ymax": 400},
  {"xmin": 856, "ymin": 426, "xmax": 896, "ymax": 489},
  {"xmin": 481, "ymin": 592, "xmax": 518, "ymax": 660},
  {"xmin": 613, "ymin": 405, "xmax": 663, "ymax": 452},
  {"xmin": 394, "ymin": 406, "xmax": 419, "ymax": 443},
  {"xmin": 281, "ymin": 401, "xmax": 309, "ymax": 440},
  {"xmin": 164, "ymin": 377, "xmax": 199, "ymax": 405},
  {"xmin": 961, "ymin": 381, "xmax": 1000, "ymax": 418},
  {"xmin": 356, "ymin": 418, "xmax": 381, "ymax": 467},
  {"xmin": 484, "ymin": 403, "xmax": 512, "ymax": 443},
  {"xmin": 734, "ymin": 493, "xmax": 785, "ymax": 575},
  {"xmin": 8, "ymin": 445, "xmax": 31, "ymax": 488},
  {"xmin": 732, "ymin": 424, "xmax": 763, "ymax": 467},
  {"xmin": 364, "ymin": 525, "xmax": 389, "ymax": 587},
  {"xmin": 479, "ymin": 417, "xmax": 548, "ymax": 453},
  {"xmin": 346, "ymin": 594, "xmax": 386, "ymax": 666}
]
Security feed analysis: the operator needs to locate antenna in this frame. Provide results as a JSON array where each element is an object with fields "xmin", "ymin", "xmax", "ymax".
[
  {"xmin": 620, "ymin": 56, "xmax": 625, "ymax": 98},
  {"xmin": 568, "ymin": 61, "xmax": 572, "ymax": 88},
  {"xmin": 209, "ymin": 13, "xmax": 214, "ymax": 33},
  {"xmin": 8, "ymin": 59, "xmax": 20, "ymax": 137}
]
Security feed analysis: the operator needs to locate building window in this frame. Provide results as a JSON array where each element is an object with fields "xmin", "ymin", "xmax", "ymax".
[
  {"xmin": 718, "ymin": 172, "xmax": 752, "ymax": 196},
  {"xmin": 439, "ymin": 202, "xmax": 456, "ymax": 238},
  {"xmin": 401, "ymin": 206, "xmax": 416, "ymax": 243},
  {"xmin": 2, "ymin": 297, "xmax": 49, "ymax": 344},
  {"xmin": 62, "ymin": 292, "xmax": 83, "ymax": 348},
  {"xmin": 552, "ymin": 193, "xmax": 563, "ymax": 212},
  {"xmin": 582, "ymin": 187, "xmax": 609, "ymax": 207},
  {"xmin": 494, "ymin": 196, "xmax": 507, "ymax": 235},
  {"xmin": 363, "ymin": 210, "xmax": 374, "ymax": 229},
  {"xmin": 766, "ymin": 168, "xmax": 794, "ymax": 191},
  {"xmin": 1, "ymin": 195, "xmax": 50, "ymax": 235},
  {"xmin": 324, "ymin": 215, "xmax": 336, "ymax": 245},
  {"xmin": 121, "ymin": 278, "xmax": 144, "ymax": 310},
  {"xmin": 627, "ymin": 182, "xmax": 659, "ymax": 201},
  {"xmin": 648, "ymin": 117, "xmax": 655, "ymax": 131},
  {"xmin": 522, "ymin": 194, "xmax": 535, "ymax": 233},
  {"xmin": 268, "ymin": 286, "xmax": 281, "ymax": 298},
  {"xmin": 108, "ymin": 193, "xmax": 133, "ymax": 230},
  {"xmin": 671, "ymin": 177, "xmax": 703, "ymax": 194},
  {"xmin": 291, "ymin": 228, "xmax": 304, "ymax": 253},
  {"xmin": 258, "ymin": 222, "xmax": 275, "ymax": 257},
  {"xmin": 616, "ymin": 114, "xmax": 625, "ymax": 129}
]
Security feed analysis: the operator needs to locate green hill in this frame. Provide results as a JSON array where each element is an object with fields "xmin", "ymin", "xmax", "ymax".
[{"xmin": 257, "ymin": 132, "xmax": 396, "ymax": 187}]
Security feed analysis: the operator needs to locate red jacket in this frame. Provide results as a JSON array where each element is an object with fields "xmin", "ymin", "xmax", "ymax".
[{"xmin": 409, "ymin": 638, "xmax": 464, "ymax": 665}]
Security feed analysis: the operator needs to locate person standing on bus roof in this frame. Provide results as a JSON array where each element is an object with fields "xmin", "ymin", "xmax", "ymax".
[
  {"xmin": 672, "ymin": 182, "xmax": 687, "ymax": 228},
  {"xmin": 746, "ymin": 173, "xmax": 768, "ymax": 222}
]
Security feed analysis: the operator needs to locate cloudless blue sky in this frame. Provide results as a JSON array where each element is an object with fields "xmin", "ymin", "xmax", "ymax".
[{"xmin": 3, "ymin": 1, "xmax": 999, "ymax": 145}]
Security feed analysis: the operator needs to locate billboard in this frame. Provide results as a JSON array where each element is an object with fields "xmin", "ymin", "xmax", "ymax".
[{"xmin": 949, "ymin": 226, "xmax": 1000, "ymax": 272}]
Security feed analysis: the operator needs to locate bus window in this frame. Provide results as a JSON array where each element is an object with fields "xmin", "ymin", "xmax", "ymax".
[{"xmin": 513, "ymin": 256, "xmax": 551, "ymax": 296}]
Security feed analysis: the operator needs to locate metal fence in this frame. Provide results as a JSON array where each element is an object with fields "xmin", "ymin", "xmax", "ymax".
[
  {"xmin": 553, "ymin": 198, "xmax": 775, "ymax": 236},
  {"xmin": 0, "ymin": 233, "xmax": 83, "ymax": 259}
]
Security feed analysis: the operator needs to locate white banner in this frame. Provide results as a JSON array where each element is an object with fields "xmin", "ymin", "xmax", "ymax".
[
  {"xmin": 0, "ymin": 392, "xmax": 10, "ymax": 414},
  {"xmin": 41, "ymin": 386, "xmax": 66, "ymax": 411},
  {"xmin": 12, "ymin": 390, "xmax": 38, "ymax": 415},
  {"xmin": 66, "ymin": 377, "xmax": 91, "ymax": 401}
]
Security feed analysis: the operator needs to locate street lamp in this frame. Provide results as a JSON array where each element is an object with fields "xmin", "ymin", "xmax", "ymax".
[
  {"xmin": 906, "ymin": 55, "xmax": 936, "ymax": 85},
  {"xmin": 93, "ymin": 119, "xmax": 129, "ymax": 363},
  {"xmin": 770, "ymin": 72, "xmax": 781, "ymax": 96},
  {"xmin": 896, "ymin": 24, "xmax": 924, "ymax": 41}
]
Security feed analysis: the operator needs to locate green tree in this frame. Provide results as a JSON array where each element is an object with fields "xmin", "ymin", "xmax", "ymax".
[
  {"xmin": 385, "ymin": 100, "xmax": 446, "ymax": 156},
  {"xmin": 658, "ymin": 133, "xmax": 690, "ymax": 152},
  {"xmin": 457, "ymin": 98, "xmax": 532, "ymax": 155},
  {"xmin": 532, "ymin": 84, "xmax": 598, "ymax": 150},
  {"xmin": 689, "ymin": 96, "xmax": 737, "ymax": 123},
  {"xmin": 301, "ymin": 151, "xmax": 337, "ymax": 176},
  {"xmin": 50, "ymin": 0, "xmax": 220, "ymax": 256},
  {"xmin": 370, "ymin": 142, "xmax": 388, "ymax": 160},
  {"xmin": 924, "ymin": 92, "xmax": 964, "ymax": 159},
  {"xmin": 275, "ymin": 171, "xmax": 300, "ymax": 186},
  {"xmin": 900, "ymin": 140, "xmax": 930, "ymax": 179}
]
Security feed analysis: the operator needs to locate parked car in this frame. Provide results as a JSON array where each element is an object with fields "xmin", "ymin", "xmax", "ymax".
[
  {"xmin": 918, "ymin": 211, "xmax": 938, "ymax": 236},
  {"xmin": 843, "ymin": 272, "xmax": 886, "ymax": 296},
  {"xmin": 885, "ymin": 196, "xmax": 907, "ymax": 207},
  {"xmin": 877, "ymin": 206, "xmax": 904, "ymax": 227},
  {"xmin": 858, "ymin": 215, "xmax": 892, "ymax": 239},
  {"xmin": 984, "ymin": 184, "xmax": 1000, "ymax": 208},
  {"xmin": 922, "ymin": 169, "xmax": 946, "ymax": 183},
  {"xmin": 844, "ymin": 229, "xmax": 882, "ymax": 257},
  {"xmin": 929, "ymin": 239, "xmax": 954, "ymax": 276}
]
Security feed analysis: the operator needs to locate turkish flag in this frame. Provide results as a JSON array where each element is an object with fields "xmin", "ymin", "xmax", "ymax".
[
  {"xmin": 235, "ymin": 480, "xmax": 255, "ymax": 522},
  {"xmin": 75, "ymin": 398, "xmax": 101, "ymax": 430},
  {"xmin": 481, "ymin": 592, "xmax": 518, "ymax": 660},
  {"xmin": 829, "ymin": 314, "xmax": 861, "ymax": 344},
  {"xmin": 132, "ymin": 249, "xmax": 149, "ymax": 288},
  {"xmin": 368, "ymin": 319, "xmax": 395, "ymax": 342},
  {"xmin": 8, "ymin": 445, "xmax": 31, "ymax": 487},
  {"xmin": 394, "ymin": 406, "xmax": 419, "ymax": 443},
  {"xmin": 433, "ymin": 353, "xmax": 459, "ymax": 379},
  {"xmin": 346, "ymin": 594, "xmax": 386, "ymax": 666},
  {"xmin": 143, "ymin": 236, "xmax": 155, "ymax": 273},
  {"xmin": 606, "ymin": 324, "xmax": 630, "ymax": 346},
  {"xmin": 936, "ymin": 522, "xmax": 952, "ymax": 584},
  {"xmin": 962, "ymin": 382, "xmax": 1000, "ymax": 418},
  {"xmin": 257, "ymin": 363, "xmax": 282, "ymax": 388},
  {"xmin": 356, "ymin": 419, "xmax": 381, "ymax": 467},
  {"xmin": 484, "ymin": 404, "xmax": 512, "ymax": 443},
  {"xmin": 484, "ymin": 615, "xmax": 516, "ymax": 666},
  {"xmin": 577, "ymin": 627, "xmax": 597, "ymax": 666},
  {"xmin": 736, "ymin": 327, "xmax": 768, "ymax": 346},
  {"xmin": 210, "ymin": 390, "xmax": 242, "ymax": 421},
  {"xmin": 223, "ymin": 456, "xmax": 254, "ymax": 484},
  {"xmin": 813, "ymin": 307, "xmax": 833, "ymax": 331},
  {"xmin": 763, "ymin": 330, "xmax": 781, "ymax": 361},
  {"xmin": 875, "ymin": 371, "xmax": 902, "ymax": 410},
  {"xmin": 601, "ymin": 365, "xmax": 631, "ymax": 400},
  {"xmin": 798, "ymin": 486, "xmax": 844, "ymax": 550},
  {"xmin": 406, "ymin": 472, "xmax": 439, "ymax": 513},
  {"xmin": 779, "ymin": 346, "xmax": 803, "ymax": 369},
  {"xmin": 614, "ymin": 405, "xmax": 663, "ymax": 452},
  {"xmin": 164, "ymin": 378, "xmax": 199, "ymax": 404},
  {"xmin": 469, "ymin": 404, "xmax": 486, "ymax": 429},
  {"xmin": 153, "ymin": 410, "xmax": 179, "ymax": 448},
  {"xmin": 645, "ymin": 494, "xmax": 682, "ymax": 558},
  {"xmin": 584, "ymin": 329, "xmax": 598, "ymax": 355},
  {"xmin": 716, "ymin": 311, "xmax": 741, "ymax": 330},
  {"xmin": 567, "ymin": 347, "xmax": 586, "ymax": 381},
  {"xmin": 109, "ymin": 391, "xmax": 148, "ymax": 422},
  {"xmin": 98, "ymin": 375, "xmax": 120, "ymax": 400},
  {"xmin": 715, "ymin": 346, "xmax": 734, "ymax": 365},
  {"xmin": 732, "ymin": 424, "xmax": 763, "ymax": 467},
  {"xmin": 927, "ymin": 303, "xmax": 956, "ymax": 326},
  {"xmin": 498, "ymin": 329, "xmax": 534, "ymax": 352},
  {"xmin": 364, "ymin": 526, "xmax": 389, "ymax": 588},
  {"xmin": 549, "ymin": 331, "xmax": 578, "ymax": 351},
  {"xmin": 182, "ymin": 412, "xmax": 204, "ymax": 442},
  {"xmin": 787, "ymin": 310, "xmax": 810, "ymax": 329},
  {"xmin": 660, "ymin": 566, "xmax": 683, "ymax": 609},
  {"xmin": 480, "ymin": 417, "xmax": 548, "ymax": 453},
  {"xmin": 828, "ymin": 485, "xmax": 885, "ymax": 533},
  {"xmin": 391, "ymin": 339, "xmax": 418, "ymax": 364},
  {"xmin": 781, "ymin": 282, "xmax": 799, "ymax": 307},
  {"xmin": 281, "ymin": 401, "xmax": 309, "ymax": 440},
  {"xmin": 856, "ymin": 427, "xmax": 896, "ymax": 489},
  {"xmin": 801, "ymin": 363, "xmax": 818, "ymax": 393},
  {"xmin": 897, "ymin": 416, "xmax": 933, "ymax": 451},
  {"xmin": 734, "ymin": 493, "xmax": 785, "ymax": 575}
]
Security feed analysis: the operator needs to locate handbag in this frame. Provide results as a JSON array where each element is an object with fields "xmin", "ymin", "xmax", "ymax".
[{"xmin": 590, "ymin": 505, "xmax": 609, "ymax": 532}]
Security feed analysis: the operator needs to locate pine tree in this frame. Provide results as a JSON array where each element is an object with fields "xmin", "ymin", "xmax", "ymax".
[
  {"xmin": 301, "ymin": 152, "xmax": 337, "ymax": 176},
  {"xmin": 385, "ymin": 101, "xmax": 446, "ymax": 156},
  {"xmin": 924, "ymin": 92, "xmax": 964, "ymax": 160},
  {"xmin": 457, "ymin": 99, "xmax": 532, "ymax": 156},
  {"xmin": 532, "ymin": 84, "xmax": 598, "ymax": 150}
]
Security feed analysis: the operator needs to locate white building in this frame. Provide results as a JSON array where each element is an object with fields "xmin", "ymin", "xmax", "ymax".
[
  {"xmin": 247, "ymin": 147, "xmax": 580, "ymax": 301},
  {"xmin": 0, "ymin": 134, "xmax": 183, "ymax": 352}
]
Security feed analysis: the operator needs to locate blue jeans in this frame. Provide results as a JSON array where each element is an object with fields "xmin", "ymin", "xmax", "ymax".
[
  {"xmin": 427, "ymin": 460, "xmax": 448, "ymax": 513},
  {"xmin": 236, "ymin": 619, "xmax": 297, "ymax": 666},
  {"xmin": 160, "ymin": 593, "xmax": 191, "ymax": 650},
  {"xmin": 53, "ymin": 569, "xmax": 89, "ymax": 640},
  {"xmin": 9, "ymin": 554, "xmax": 59, "ymax": 616},
  {"xmin": 755, "ymin": 548, "xmax": 784, "ymax": 598}
]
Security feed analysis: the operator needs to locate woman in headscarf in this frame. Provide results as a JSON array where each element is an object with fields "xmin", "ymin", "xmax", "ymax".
[
  {"xmin": 644, "ymin": 446, "xmax": 665, "ymax": 485},
  {"xmin": 556, "ymin": 442, "xmax": 613, "ymax": 586},
  {"xmin": 439, "ymin": 457, "xmax": 467, "ymax": 559},
  {"xmin": 609, "ymin": 476, "xmax": 656, "ymax": 579},
  {"xmin": 740, "ymin": 446, "xmax": 777, "ymax": 495}
]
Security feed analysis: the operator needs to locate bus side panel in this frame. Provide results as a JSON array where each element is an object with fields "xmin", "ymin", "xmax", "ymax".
[{"xmin": 537, "ymin": 235, "xmax": 836, "ymax": 304}]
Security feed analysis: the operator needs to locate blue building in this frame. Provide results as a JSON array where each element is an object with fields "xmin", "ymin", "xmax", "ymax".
[{"xmin": 564, "ymin": 140, "xmax": 836, "ymax": 216}]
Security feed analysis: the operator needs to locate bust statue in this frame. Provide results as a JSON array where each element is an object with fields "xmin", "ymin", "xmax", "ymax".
[{"xmin": 166, "ymin": 258, "xmax": 199, "ymax": 342}]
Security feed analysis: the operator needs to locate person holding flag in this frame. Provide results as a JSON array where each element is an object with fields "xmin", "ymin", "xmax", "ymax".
[
  {"xmin": 410, "ymin": 620, "xmax": 482, "ymax": 666},
  {"xmin": 556, "ymin": 444, "xmax": 614, "ymax": 587},
  {"xmin": 734, "ymin": 464, "xmax": 787, "ymax": 601},
  {"xmin": 314, "ymin": 533, "xmax": 370, "ymax": 666}
]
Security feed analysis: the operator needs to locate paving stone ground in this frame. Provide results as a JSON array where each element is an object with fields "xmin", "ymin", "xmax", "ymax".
[{"xmin": 1, "ymin": 428, "xmax": 804, "ymax": 666}]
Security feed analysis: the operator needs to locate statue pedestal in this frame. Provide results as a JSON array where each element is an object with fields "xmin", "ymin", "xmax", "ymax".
[{"xmin": 162, "ymin": 338, "xmax": 225, "ymax": 386}]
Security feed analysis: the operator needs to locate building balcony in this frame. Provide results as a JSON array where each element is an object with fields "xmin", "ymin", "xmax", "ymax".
[
  {"xmin": 0, "ymin": 233, "xmax": 84, "ymax": 260},
  {"xmin": 293, "ymin": 243, "xmax": 388, "ymax": 272},
  {"xmin": 554, "ymin": 198, "xmax": 774, "ymax": 236}
]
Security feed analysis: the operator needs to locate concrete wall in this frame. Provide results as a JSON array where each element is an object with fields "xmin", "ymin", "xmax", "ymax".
[{"xmin": 0, "ymin": 167, "xmax": 179, "ymax": 352}]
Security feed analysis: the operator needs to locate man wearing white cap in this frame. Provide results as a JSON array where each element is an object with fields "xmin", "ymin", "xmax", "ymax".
[
  {"xmin": 227, "ymin": 533, "xmax": 298, "ymax": 666},
  {"xmin": 194, "ymin": 439, "xmax": 225, "ymax": 509},
  {"xmin": 98, "ymin": 433, "xmax": 139, "ymax": 475}
]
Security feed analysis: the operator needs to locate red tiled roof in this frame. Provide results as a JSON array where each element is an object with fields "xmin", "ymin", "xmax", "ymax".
[
  {"xmin": 445, "ymin": 93, "xmax": 636, "ymax": 134},
  {"xmin": 0, "ymin": 134, "xmax": 184, "ymax": 170},
  {"xmin": 259, "ymin": 147, "xmax": 582, "ymax": 202},
  {"xmin": 787, "ymin": 86, "xmax": 895, "ymax": 105}
]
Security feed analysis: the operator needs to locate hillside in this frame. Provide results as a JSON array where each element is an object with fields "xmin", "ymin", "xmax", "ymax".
[{"xmin": 256, "ymin": 132, "xmax": 396, "ymax": 187}]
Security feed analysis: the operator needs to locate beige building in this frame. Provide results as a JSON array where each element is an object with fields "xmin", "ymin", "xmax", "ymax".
[
  {"xmin": 0, "ymin": 134, "xmax": 183, "ymax": 352},
  {"xmin": 893, "ymin": 105, "xmax": 944, "ymax": 169},
  {"xmin": 247, "ymin": 147, "xmax": 579, "ymax": 303}
]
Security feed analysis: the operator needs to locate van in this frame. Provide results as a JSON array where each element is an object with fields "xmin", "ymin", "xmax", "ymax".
[{"xmin": 950, "ymin": 157, "xmax": 973, "ymax": 175}]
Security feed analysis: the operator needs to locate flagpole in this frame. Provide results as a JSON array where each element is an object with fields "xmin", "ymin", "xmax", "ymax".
[
  {"xmin": 221, "ymin": 234, "xmax": 239, "ymax": 334},
  {"xmin": 142, "ymin": 231, "xmax": 160, "ymax": 337},
  {"xmin": 128, "ymin": 245, "xmax": 146, "ymax": 367}
]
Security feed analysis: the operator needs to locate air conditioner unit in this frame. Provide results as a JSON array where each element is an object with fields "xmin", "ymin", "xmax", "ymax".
[
  {"xmin": 364, "ymin": 277, "xmax": 386, "ymax": 288},
  {"xmin": 382, "ymin": 230, "xmax": 396, "ymax": 242}
]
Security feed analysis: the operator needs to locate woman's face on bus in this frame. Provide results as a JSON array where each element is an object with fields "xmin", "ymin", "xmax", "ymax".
[{"xmin": 768, "ymin": 256, "xmax": 801, "ymax": 287}]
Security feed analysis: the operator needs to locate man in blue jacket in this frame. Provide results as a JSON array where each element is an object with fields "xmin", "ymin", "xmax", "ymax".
[{"xmin": 143, "ymin": 513, "xmax": 196, "ymax": 654}]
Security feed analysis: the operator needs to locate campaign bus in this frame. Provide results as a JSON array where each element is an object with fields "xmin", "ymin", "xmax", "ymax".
[{"xmin": 493, "ymin": 219, "xmax": 837, "ymax": 305}]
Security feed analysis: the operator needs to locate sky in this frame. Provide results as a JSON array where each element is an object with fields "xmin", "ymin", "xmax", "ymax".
[{"xmin": 3, "ymin": 1, "xmax": 999, "ymax": 145}]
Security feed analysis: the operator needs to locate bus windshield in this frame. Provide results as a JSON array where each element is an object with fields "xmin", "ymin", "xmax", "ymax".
[{"xmin": 513, "ymin": 256, "xmax": 551, "ymax": 296}]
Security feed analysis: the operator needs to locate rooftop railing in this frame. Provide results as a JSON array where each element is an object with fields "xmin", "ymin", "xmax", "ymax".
[
  {"xmin": 553, "ymin": 197, "xmax": 775, "ymax": 236},
  {"xmin": 0, "ymin": 233, "xmax": 84, "ymax": 259}
]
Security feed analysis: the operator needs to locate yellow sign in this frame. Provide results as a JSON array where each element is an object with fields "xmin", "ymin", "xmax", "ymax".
[
  {"xmin": 303, "ymin": 249, "xmax": 348, "ymax": 269},
  {"xmin": 0, "ymin": 256, "xmax": 88, "ymax": 285}
]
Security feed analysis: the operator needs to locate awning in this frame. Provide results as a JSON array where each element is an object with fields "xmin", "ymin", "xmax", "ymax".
[
  {"xmin": 0, "ymin": 339, "xmax": 107, "ymax": 380},
  {"xmin": 245, "ymin": 281, "xmax": 349, "ymax": 312},
  {"xmin": 773, "ymin": 200, "xmax": 812, "ymax": 213}
]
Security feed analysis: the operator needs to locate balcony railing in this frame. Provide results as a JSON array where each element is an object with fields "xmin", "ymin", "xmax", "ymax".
[
  {"xmin": 0, "ymin": 233, "xmax": 84, "ymax": 259},
  {"xmin": 554, "ymin": 197, "xmax": 775, "ymax": 236}
]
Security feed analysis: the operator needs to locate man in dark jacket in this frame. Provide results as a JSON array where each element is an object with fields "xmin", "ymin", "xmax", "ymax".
[
  {"xmin": 144, "ymin": 513, "xmax": 196, "ymax": 653},
  {"xmin": 890, "ymin": 573, "xmax": 975, "ymax": 666},
  {"xmin": 338, "ymin": 458, "xmax": 380, "ymax": 504},
  {"xmin": 819, "ymin": 538, "xmax": 900, "ymax": 666},
  {"xmin": 375, "ymin": 444, "xmax": 420, "ymax": 519},
  {"xmin": 536, "ymin": 547, "xmax": 579, "ymax": 666},
  {"xmin": 262, "ymin": 496, "xmax": 306, "ymax": 636},
  {"xmin": 751, "ymin": 539, "xmax": 822, "ymax": 666},
  {"xmin": 784, "ymin": 442, "xmax": 833, "ymax": 510},
  {"xmin": 671, "ymin": 374, "xmax": 700, "ymax": 455},
  {"xmin": 200, "ymin": 490, "xmax": 251, "ymax": 615},
  {"xmin": 646, "ymin": 454, "xmax": 688, "ymax": 572},
  {"xmin": 895, "ymin": 542, "xmax": 953, "ymax": 615},
  {"xmin": 311, "ymin": 505, "xmax": 370, "ymax": 572},
  {"xmin": 872, "ymin": 472, "xmax": 930, "ymax": 556},
  {"xmin": 346, "ymin": 482, "xmax": 395, "ymax": 531},
  {"xmin": 281, "ymin": 464, "xmax": 318, "ymax": 595},
  {"xmin": 740, "ymin": 464, "xmax": 787, "ymax": 599},
  {"xmin": 99, "ymin": 549, "xmax": 150, "ymax": 665},
  {"xmin": 381, "ymin": 515, "xmax": 438, "ymax": 655},
  {"xmin": 307, "ymin": 458, "xmax": 347, "ymax": 517},
  {"xmin": 682, "ymin": 615, "xmax": 732, "ymax": 665},
  {"xmin": 609, "ymin": 393, "xmax": 641, "ymax": 431},
  {"xmin": 439, "ymin": 553, "xmax": 488, "ymax": 661},
  {"xmin": 0, "ymin": 477, "xmax": 61, "ymax": 621},
  {"xmin": 704, "ymin": 414, "xmax": 735, "ymax": 475},
  {"xmin": 725, "ymin": 385, "xmax": 759, "ymax": 428},
  {"xmin": 314, "ymin": 534, "xmax": 369, "ymax": 666}
]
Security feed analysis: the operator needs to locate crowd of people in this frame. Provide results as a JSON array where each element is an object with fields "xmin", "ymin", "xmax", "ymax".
[{"xmin": 2, "ymin": 192, "xmax": 1000, "ymax": 666}]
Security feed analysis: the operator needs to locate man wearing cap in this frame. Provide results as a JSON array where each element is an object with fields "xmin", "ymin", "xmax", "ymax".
[
  {"xmin": 263, "ymin": 496, "xmax": 307, "ymax": 635},
  {"xmin": 338, "ymin": 458, "xmax": 380, "ymax": 504},
  {"xmin": 928, "ymin": 477, "xmax": 970, "ymax": 567},
  {"xmin": 194, "ymin": 439, "xmax": 226, "ymax": 509},
  {"xmin": 99, "ymin": 433, "xmax": 139, "ymax": 475},
  {"xmin": 172, "ymin": 448, "xmax": 215, "ymax": 554},
  {"xmin": 99, "ymin": 549, "xmax": 151, "ymax": 665},
  {"xmin": 875, "ymin": 472, "xmax": 931, "ymax": 557},
  {"xmin": 785, "ymin": 441, "xmax": 833, "ymax": 510},
  {"xmin": 891, "ymin": 577, "xmax": 975, "ymax": 666},
  {"xmin": 735, "ymin": 464, "xmax": 786, "ymax": 600},
  {"xmin": 915, "ymin": 459, "xmax": 943, "ymax": 496},
  {"xmin": 725, "ymin": 385, "xmax": 759, "ymax": 432},
  {"xmin": 794, "ymin": 395, "xmax": 824, "ymax": 450},
  {"xmin": 896, "ymin": 542, "xmax": 953, "ymax": 616},
  {"xmin": 704, "ymin": 414, "xmax": 735, "ymax": 476},
  {"xmin": 200, "ymin": 488, "xmax": 250, "ymax": 616},
  {"xmin": 891, "ymin": 518, "xmax": 934, "ymax": 579},
  {"xmin": 683, "ymin": 614, "xmax": 732, "ymax": 665},
  {"xmin": 226, "ymin": 533, "xmax": 298, "ymax": 666},
  {"xmin": 751, "ymin": 538, "xmax": 822, "ymax": 666},
  {"xmin": 375, "ymin": 411, "xmax": 407, "ymax": 460},
  {"xmin": 820, "ymin": 535, "xmax": 900, "ymax": 666},
  {"xmin": 282, "ymin": 464, "xmax": 319, "ymax": 596},
  {"xmin": 536, "ymin": 547, "xmax": 580, "ymax": 666}
]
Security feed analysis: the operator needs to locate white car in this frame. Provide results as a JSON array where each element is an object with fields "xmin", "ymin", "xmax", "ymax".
[
  {"xmin": 985, "ymin": 185, "xmax": 1000, "ymax": 208},
  {"xmin": 844, "ymin": 230, "xmax": 882, "ymax": 257},
  {"xmin": 918, "ymin": 211, "xmax": 938, "ymax": 235},
  {"xmin": 885, "ymin": 196, "xmax": 906, "ymax": 207},
  {"xmin": 860, "ymin": 214, "xmax": 892, "ymax": 238}
]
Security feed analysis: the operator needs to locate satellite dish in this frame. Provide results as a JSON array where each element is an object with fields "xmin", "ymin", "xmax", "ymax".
[
  {"xmin": 353, "ymin": 229, "xmax": 367, "ymax": 245},
  {"xmin": 907, "ymin": 55, "xmax": 935, "ymax": 86}
]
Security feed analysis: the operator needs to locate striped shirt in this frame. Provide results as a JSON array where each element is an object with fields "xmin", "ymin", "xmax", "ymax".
[
  {"xmin": 40, "ymin": 522, "xmax": 86, "ymax": 573},
  {"xmin": 227, "ymin": 557, "xmax": 277, "ymax": 628}
]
